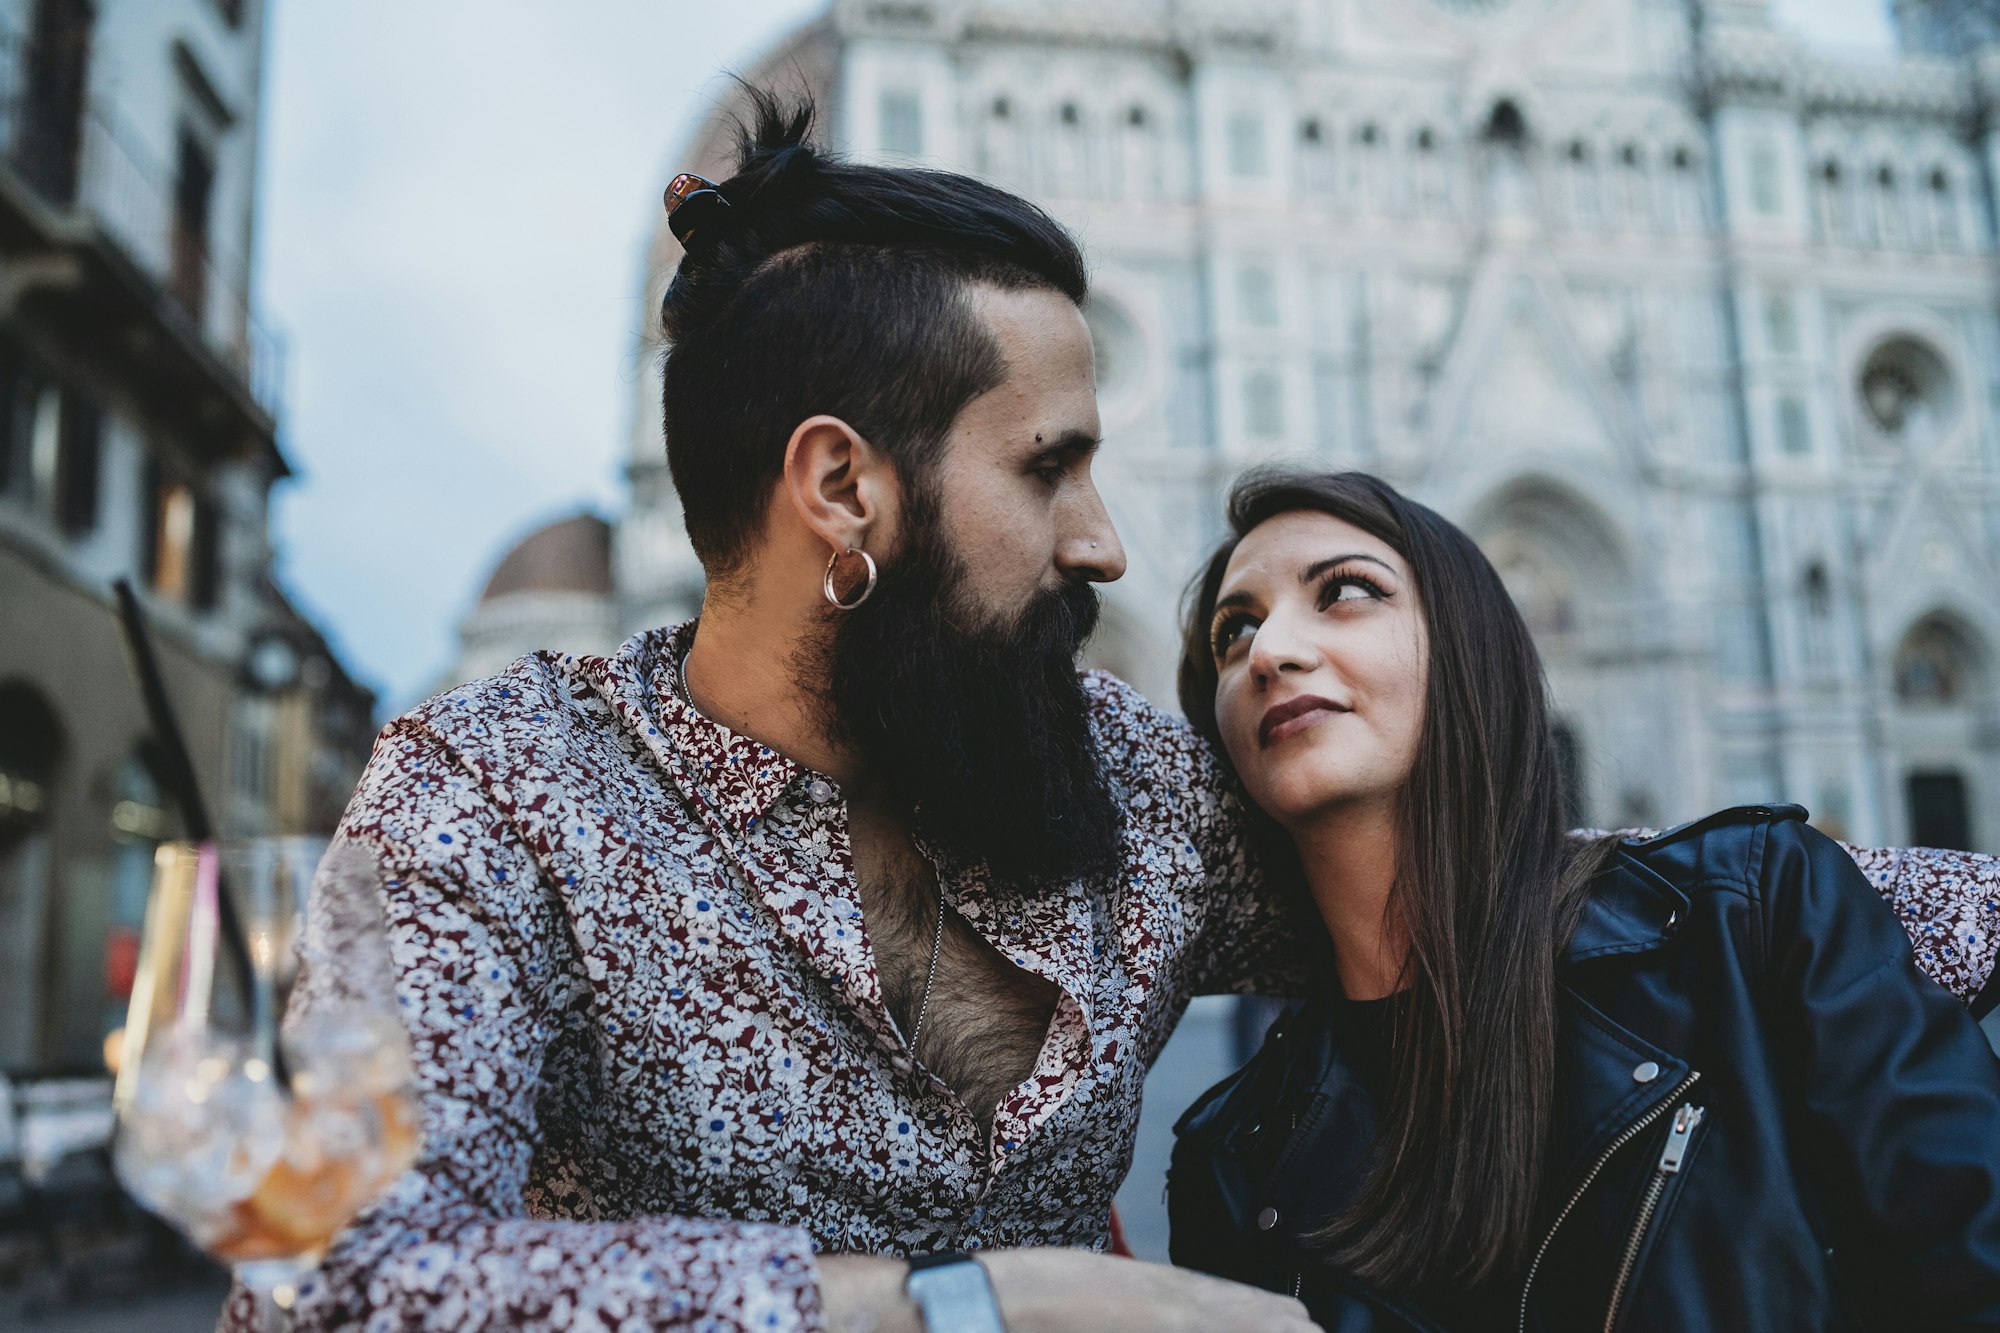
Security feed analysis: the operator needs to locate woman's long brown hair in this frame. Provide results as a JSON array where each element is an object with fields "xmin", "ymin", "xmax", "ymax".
[{"xmin": 1178, "ymin": 468, "xmax": 1611, "ymax": 1293}]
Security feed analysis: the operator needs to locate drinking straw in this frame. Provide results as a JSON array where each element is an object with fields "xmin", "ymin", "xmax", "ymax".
[
  {"xmin": 179, "ymin": 841, "xmax": 220, "ymax": 1035},
  {"xmin": 112, "ymin": 578, "xmax": 290, "ymax": 1087}
]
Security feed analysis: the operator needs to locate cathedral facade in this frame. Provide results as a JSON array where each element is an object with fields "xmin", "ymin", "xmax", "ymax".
[{"xmin": 475, "ymin": 0, "xmax": 2000, "ymax": 849}]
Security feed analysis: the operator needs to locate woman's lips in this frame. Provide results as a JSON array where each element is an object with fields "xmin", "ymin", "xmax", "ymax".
[{"xmin": 1258, "ymin": 695, "xmax": 1349, "ymax": 747}]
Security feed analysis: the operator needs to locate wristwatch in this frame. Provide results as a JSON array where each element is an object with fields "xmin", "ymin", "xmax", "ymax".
[{"xmin": 905, "ymin": 1251, "xmax": 1007, "ymax": 1333}]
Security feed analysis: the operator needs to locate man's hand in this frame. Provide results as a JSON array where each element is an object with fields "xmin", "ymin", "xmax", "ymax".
[{"xmin": 817, "ymin": 1249, "xmax": 1318, "ymax": 1333}]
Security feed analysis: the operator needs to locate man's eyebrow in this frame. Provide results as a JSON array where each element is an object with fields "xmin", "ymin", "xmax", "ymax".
[
  {"xmin": 1300, "ymin": 553, "xmax": 1396, "ymax": 585},
  {"xmin": 1026, "ymin": 430, "xmax": 1102, "ymax": 461}
]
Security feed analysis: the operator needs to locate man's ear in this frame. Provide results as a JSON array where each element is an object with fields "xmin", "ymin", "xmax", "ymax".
[{"xmin": 781, "ymin": 415, "xmax": 900, "ymax": 557}]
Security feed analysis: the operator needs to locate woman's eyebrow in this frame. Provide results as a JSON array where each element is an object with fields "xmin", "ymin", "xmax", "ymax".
[
  {"xmin": 1300, "ymin": 553, "xmax": 1396, "ymax": 585},
  {"xmin": 1211, "ymin": 589, "xmax": 1258, "ymax": 617}
]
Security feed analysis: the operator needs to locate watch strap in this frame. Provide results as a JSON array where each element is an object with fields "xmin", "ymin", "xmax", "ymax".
[{"xmin": 905, "ymin": 1251, "xmax": 1006, "ymax": 1333}]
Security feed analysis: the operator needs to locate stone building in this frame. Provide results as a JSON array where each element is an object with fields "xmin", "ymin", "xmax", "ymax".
[
  {"xmin": 463, "ymin": 0, "xmax": 2000, "ymax": 853},
  {"xmin": 0, "ymin": 0, "xmax": 373, "ymax": 1074}
]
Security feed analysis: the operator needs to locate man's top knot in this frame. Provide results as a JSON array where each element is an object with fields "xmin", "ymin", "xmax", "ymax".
[{"xmin": 663, "ymin": 172, "xmax": 736, "ymax": 249}]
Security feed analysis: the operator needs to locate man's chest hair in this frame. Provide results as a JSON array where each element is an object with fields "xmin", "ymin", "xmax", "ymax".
[{"xmin": 859, "ymin": 853, "xmax": 1058, "ymax": 1132}]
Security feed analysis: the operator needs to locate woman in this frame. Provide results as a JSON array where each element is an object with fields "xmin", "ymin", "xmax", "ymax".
[{"xmin": 1167, "ymin": 469, "xmax": 2000, "ymax": 1331}]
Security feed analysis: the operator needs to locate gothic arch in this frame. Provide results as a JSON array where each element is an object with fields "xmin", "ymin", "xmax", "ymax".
[
  {"xmin": 1891, "ymin": 610, "xmax": 1992, "ymax": 709},
  {"xmin": 1886, "ymin": 610, "xmax": 1995, "ymax": 850},
  {"xmin": 1464, "ymin": 472, "xmax": 1632, "ymax": 648}
]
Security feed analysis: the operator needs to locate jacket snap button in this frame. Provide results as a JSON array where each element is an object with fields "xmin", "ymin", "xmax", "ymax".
[
  {"xmin": 1256, "ymin": 1206, "xmax": 1280, "ymax": 1231},
  {"xmin": 1633, "ymin": 1061, "xmax": 1661, "ymax": 1083}
]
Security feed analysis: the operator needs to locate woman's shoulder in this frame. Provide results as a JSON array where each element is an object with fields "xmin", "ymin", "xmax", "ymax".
[{"xmin": 1613, "ymin": 803, "xmax": 1829, "ymax": 897}]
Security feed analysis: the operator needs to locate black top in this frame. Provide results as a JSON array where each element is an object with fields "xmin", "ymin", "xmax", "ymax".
[{"xmin": 1333, "ymin": 990, "xmax": 1404, "ymax": 1105}]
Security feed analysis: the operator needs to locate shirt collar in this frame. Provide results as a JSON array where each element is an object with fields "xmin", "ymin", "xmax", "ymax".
[{"xmin": 647, "ymin": 619, "xmax": 812, "ymax": 838}]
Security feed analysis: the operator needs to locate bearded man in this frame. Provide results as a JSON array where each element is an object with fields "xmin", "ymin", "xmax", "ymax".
[{"xmin": 243, "ymin": 93, "xmax": 1998, "ymax": 1333}]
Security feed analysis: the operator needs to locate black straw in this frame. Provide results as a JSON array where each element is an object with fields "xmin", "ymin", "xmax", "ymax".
[{"xmin": 112, "ymin": 578, "xmax": 291, "ymax": 1088}]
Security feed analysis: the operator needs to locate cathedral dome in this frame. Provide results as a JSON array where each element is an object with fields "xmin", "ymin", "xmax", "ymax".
[{"xmin": 478, "ymin": 513, "xmax": 614, "ymax": 605}]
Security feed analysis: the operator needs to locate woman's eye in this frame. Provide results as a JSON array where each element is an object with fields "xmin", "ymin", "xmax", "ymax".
[
  {"xmin": 1318, "ymin": 573, "xmax": 1388, "ymax": 607},
  {"xmin": 1212, "ymin": 615, "xmax": 1258, "ymax": 657}
]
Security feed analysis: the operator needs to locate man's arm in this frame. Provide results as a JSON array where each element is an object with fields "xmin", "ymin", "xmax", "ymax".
[
  {"xmin": 1838, "ymin": 841, "xmax": 2000, "ymax": 1017},
  {"xmin": 221, "ymin": 720, "xmax": 822, "ymax": 1333}
]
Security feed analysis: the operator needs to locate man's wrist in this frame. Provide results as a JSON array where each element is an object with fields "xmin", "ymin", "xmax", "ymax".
[{"xmin": 905, "ymin": 1251, "xmax": 1006, "ymax": 1333}]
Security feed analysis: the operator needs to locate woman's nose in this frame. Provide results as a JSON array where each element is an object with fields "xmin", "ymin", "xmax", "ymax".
[{"xmin": 1246, "ymin": 611, "xmax": 1316, "ymax": 684}]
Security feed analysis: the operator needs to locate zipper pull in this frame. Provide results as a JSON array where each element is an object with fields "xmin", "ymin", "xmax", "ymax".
[{"xmin": 1657, "ymin": 1104, "xmax": 1705, "ymax": 1173}]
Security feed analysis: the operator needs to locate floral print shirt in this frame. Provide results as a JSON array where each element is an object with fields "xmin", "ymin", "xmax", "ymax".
[{"xmin": 242, "ymin": 622, "xmax": 1998, "ymax": 1333}]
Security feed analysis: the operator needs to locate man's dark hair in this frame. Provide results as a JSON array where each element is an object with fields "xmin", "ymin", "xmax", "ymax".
[{"xmin": 660, "ymin": 88, "xmax": 1088, "ymax": 579}]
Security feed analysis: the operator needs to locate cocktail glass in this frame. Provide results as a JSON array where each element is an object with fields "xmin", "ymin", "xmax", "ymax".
[{"xmin": 112, "ymin": 837, "xmax": 422, "ymax": 1327}]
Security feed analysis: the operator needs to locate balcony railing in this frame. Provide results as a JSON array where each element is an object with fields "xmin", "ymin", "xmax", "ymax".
[{"xmin": 0, "ymin": 31, "xmax": 284, "ymax": 422}]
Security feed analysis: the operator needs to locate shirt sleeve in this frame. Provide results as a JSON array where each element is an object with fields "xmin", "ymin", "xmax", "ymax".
[
  {"xmin": 220, "ymin": 719, "xmax": 824, "ymax": 1333},
  {"xmin": 1836, "ymin": 841, "xmax": 2000, "ymax": 1019},
  {"xmin": 1165, "ymin": 718, "xmax": 1327, "ymax": 999},
  {"xmin": 1761, "ymin": 820, "xmax": 2000, "ymax": 1328}
]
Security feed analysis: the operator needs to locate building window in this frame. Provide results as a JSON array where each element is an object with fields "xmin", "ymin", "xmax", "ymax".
[
  {"xmin": 1236, "ymin": 262, "xmax": 1279, "ymax": 327},
  {"xmin": 18, "ymin": 0, "xmax": 93, "ymax": 204},
  {"xmin": 1244, "ymin": 370, "xmax": 1284, "ymax": 438},
  {"xmin": 1874, "ymin": 164, "xmax": 1904, "ymax": 247},
  {"xmin": 171, "ymin": 128, "xmax": 216, "ymax": 319},
  {"xmin": 1894, "ymin": 618, "xmax": 1974, "ymax": 705},
  {"xmin": 1859, "ymin": 336, "xmax": 1954, "ymax": 445},
  {"xmin": 1764, "ymin": 287, "xmax": 1798, "ymax": 355},
  {"xmin": 879, "ymin": 88, "xmax": 923, "ymax": 158},
  {"xmin": 0, "ymin": 349, "xmax": 96, "ymax": 534},
  {"xmin": 1776, "ymin": 396, "xmax": 1811, "ymax": 455},
  {"xmin": 1483, "ymin": 100, "xmax": 1526, "ymax": 146},
  {"xmin": 55, "ymin": 387, "xmax": 100, "ymax": 535},
  {"xmin": 1298, "ymin": 116, "xmax": 1335, "ymax": 196},
  {"xmin": 1930, "ymin": 168, "xmax": 1960, "ymax": 249},
  {"xmin": 142, "ymin": 461, "xmax": 222, "ymax": 610},
  {"xmin": 1748, "ymin": 138, "xmax": 1781, "ymax": 216},
  {"xmin": 1567, "ymin": 140, "xmax": 1601, "ymax": 224},
  {"xmin": 1227, "ymin": 110, "xmax": 1267, "ymax": 179}
]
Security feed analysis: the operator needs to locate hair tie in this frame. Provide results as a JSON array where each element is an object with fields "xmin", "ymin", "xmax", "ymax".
[{"xmin": 664, "ymin": 172, "xmax": 736, "ymax": 249}]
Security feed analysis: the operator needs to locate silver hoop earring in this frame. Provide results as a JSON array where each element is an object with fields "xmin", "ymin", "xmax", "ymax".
[{"xmin": 823, "ymin": 547, "xmax": 878, "ymax": 610}]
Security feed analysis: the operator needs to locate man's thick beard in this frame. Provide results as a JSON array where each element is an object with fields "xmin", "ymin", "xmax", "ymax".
[{"xmin": 817, "ymin": 513, "xmax": 1124, "ymax": 886}]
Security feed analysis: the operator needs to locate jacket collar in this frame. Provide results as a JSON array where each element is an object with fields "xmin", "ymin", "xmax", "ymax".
[{"xmin": 1562, "ymin": 848, "xmax": 1691, "ymax": 966}]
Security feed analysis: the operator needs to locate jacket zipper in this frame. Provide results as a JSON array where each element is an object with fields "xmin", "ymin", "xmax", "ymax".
[
  {"xmin": 1517, "ymin": 1071, "xmax": 1700, "ymax": 1333},
  {"xmin": 1600, "ymin": 1103, "xmax": 1705, "ymax": 1333}
]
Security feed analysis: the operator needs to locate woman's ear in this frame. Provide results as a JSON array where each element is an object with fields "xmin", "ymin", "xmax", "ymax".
[{"xmin": 781, "ymin": 414, "xmax": 900, "ymax": 557}]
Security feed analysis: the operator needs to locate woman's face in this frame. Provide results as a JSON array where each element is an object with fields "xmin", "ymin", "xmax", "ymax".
[{"xmin": 1209, "ymin": 510, "xmax": 1429, "ymax": 829}]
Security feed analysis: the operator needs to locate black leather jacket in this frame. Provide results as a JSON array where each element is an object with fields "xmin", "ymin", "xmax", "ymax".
[{"xmin": 1169, "ymin": 807, "xmax": 2000, "ymax": 1332}]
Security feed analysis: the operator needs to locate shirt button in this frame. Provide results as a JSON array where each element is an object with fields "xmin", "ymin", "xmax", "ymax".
[
  {"xmin": 806, "ymin": 779, "xmax": 834, "ymax": 805},
  {"xmin": 1255, "ymin": 1206, "xmax": 1280, "ymax": 1231},
  {"xmin": 1633, "ymin": 1061, "xmax": 1661, "ymax": 1084}
]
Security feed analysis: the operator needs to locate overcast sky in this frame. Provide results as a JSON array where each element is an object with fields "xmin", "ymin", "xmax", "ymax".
[{"xmin": 255, "ymin": 0, "xmax": 1893, "ymax": 712}]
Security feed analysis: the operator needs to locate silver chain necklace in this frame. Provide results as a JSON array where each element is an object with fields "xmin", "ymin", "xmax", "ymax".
[
  {"xmin": 672, "ymin": 637, "xmax": 946, "ymax": 1055},
  {"xmin": 908, "ymin": 883, "xmax": 945, "ymax": 1052}
]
